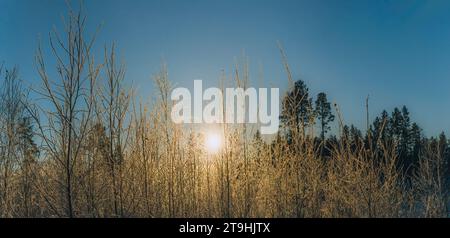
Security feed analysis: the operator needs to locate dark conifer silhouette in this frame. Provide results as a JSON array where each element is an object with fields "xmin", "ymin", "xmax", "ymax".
[{"xmin": 315, "ymin": 92, "xmax": 335, "ymax": 142}]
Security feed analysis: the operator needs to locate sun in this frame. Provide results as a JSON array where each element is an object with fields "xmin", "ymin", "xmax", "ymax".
[{"xmin": 205, "ymin": 132, "xmax": 222, "ymax": 154}]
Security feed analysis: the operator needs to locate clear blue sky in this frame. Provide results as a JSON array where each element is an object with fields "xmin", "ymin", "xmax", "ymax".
[{"xmin": 1, "ymin": 0, "xmax": 450, "ymax": 136}]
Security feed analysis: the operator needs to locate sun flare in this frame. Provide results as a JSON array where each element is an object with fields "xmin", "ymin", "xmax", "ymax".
[{"xmin": 205, "ymin": 132, "xmax": 222, "ymax": 154}]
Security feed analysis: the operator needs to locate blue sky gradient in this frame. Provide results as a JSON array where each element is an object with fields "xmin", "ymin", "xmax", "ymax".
[{"xmin": 1, "ymin": 0, "xmax": 450, "ymax": 136}]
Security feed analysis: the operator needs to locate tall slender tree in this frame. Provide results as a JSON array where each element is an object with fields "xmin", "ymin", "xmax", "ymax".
[
  {"xmin": 280, "ymin": 80, "xmax": 313, "ymax": 140},
  {"xmin": 100, "ymin": 44, "xmax": 131, "ymax": 217},
  {"xmin": 29, "ymin": 7, "xmax": 101, "ymax": 217},
  {"xmin": 315, "ymin": 92, "xmax": 335, "ymax": 142}
]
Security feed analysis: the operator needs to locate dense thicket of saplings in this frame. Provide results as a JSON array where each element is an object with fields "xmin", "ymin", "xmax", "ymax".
[{"xmin": 0, "ymin": 8, "xmax": 448, "ymax": 218}]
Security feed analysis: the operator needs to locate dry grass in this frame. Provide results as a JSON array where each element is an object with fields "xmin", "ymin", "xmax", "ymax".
[{"xmin": 0, "ymin": 7, "xmax": 448, "ymax": 218}]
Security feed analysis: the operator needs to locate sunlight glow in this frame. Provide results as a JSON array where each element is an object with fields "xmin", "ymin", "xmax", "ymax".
[{"xmin": 205, "ymin": 132, "xmax": 222, "ymax": 154}]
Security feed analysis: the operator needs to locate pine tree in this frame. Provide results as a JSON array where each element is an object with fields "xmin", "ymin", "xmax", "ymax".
[
  {"xmin": 280, "ymin": 80, "xmax": 313, "ymax": 139},
  {"xmin": 410, "ymin": 122, "xmax": 422, "ymax": 164},
  {"xmin": 17, "ymin": 116, "xmax": 39, "ymax": 217},
  {"xmin": 315, "ymin": 92, "xmax": 335, "ymax": 142}
]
